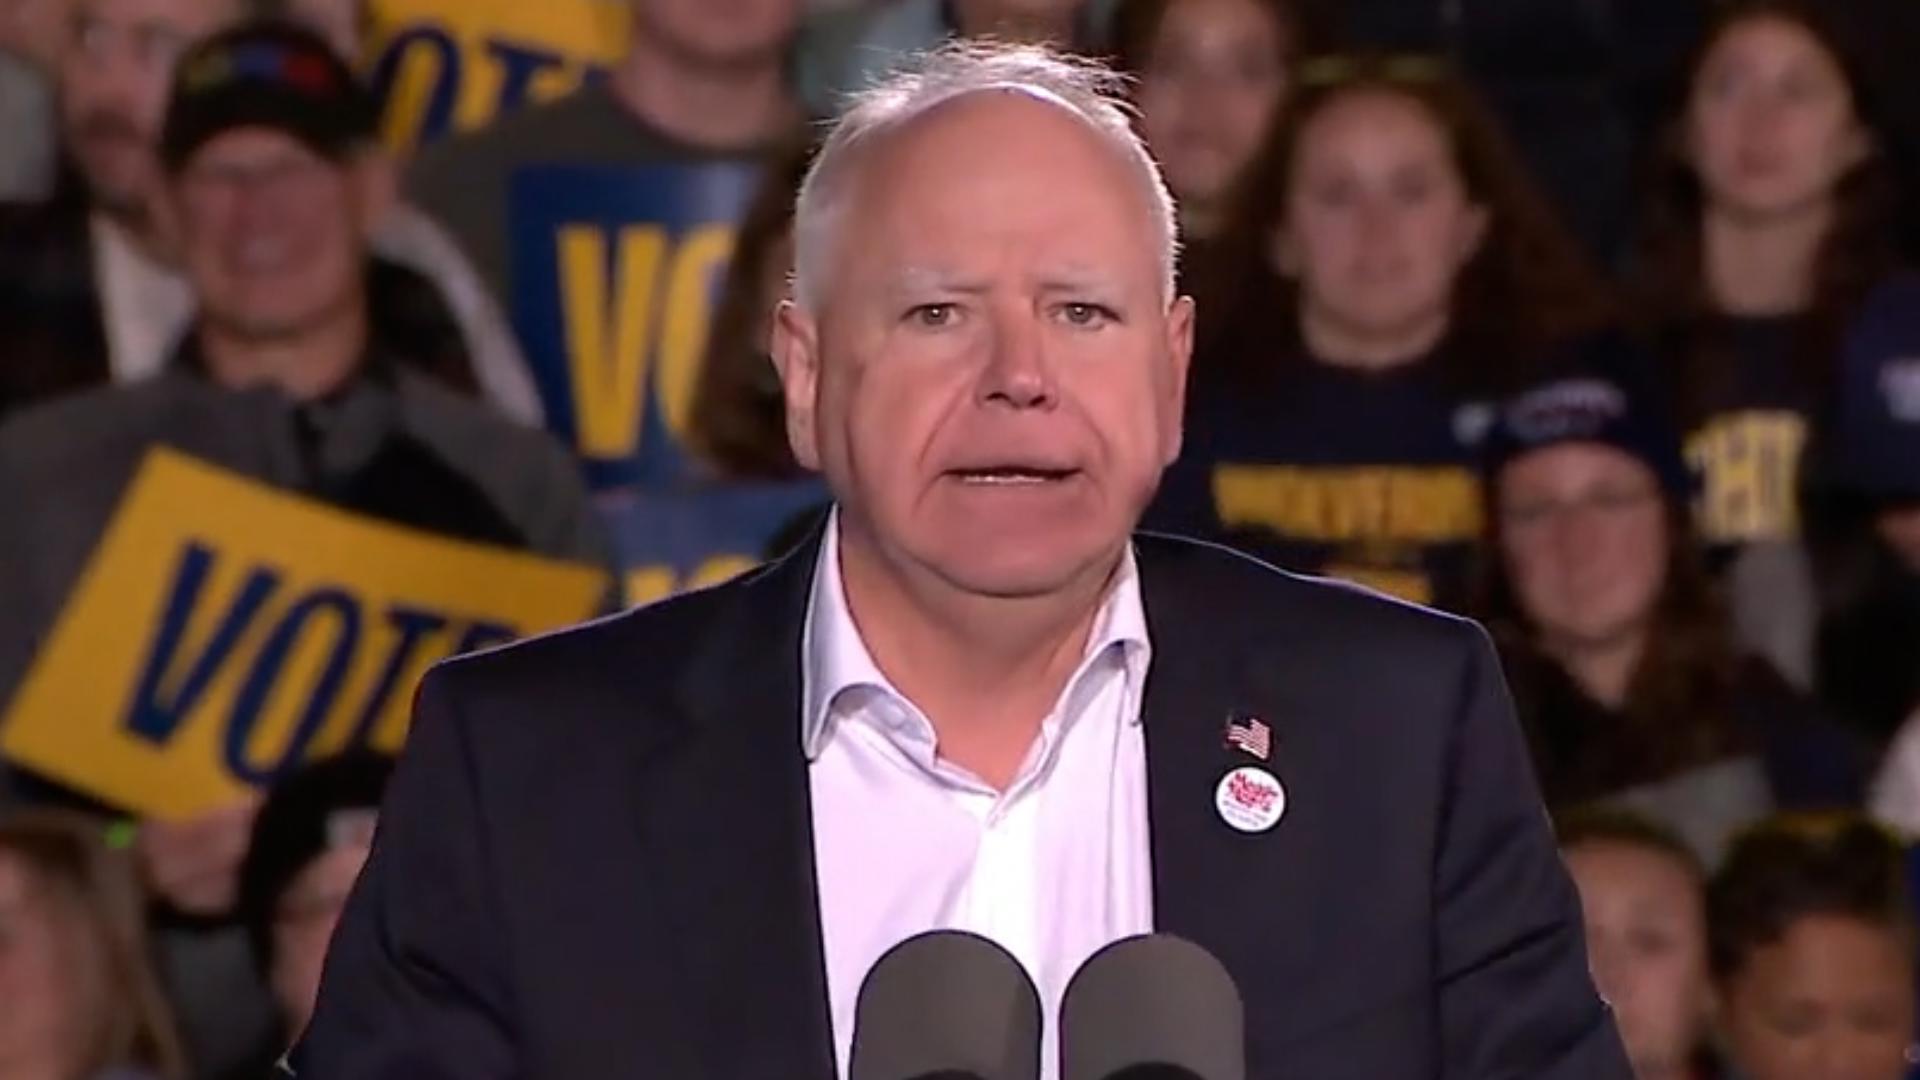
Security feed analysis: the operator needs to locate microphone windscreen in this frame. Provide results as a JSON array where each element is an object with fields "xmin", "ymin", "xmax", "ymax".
[
  {"xmin": 1058, "ymin": 934, "xmax": 1245, "ymax": 1080},
  {"xmin": 848, "ymin": 930, "xmax": 1042, "ymax": 1080}
]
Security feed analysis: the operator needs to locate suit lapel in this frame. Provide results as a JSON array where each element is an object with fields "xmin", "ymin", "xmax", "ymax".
[
  {"xmin": 623, "ymin": 536, "xmax": 837, "ymax": 1079},
  {"xmin": 1140, "ymin": 540, "xmax": 1330, "ymax": 1015}
]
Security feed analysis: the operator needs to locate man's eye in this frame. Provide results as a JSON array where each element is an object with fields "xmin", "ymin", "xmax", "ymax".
[
  {"xmin": 1059, "ymin": 303, "xmax": 1115, "ymax": 328},
  {"xmin": 909, "ymin": 304, "xmax": 957, "ymax": 327}
]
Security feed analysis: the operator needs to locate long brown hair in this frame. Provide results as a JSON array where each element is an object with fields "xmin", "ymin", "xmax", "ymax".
[
  {"xmin": 685, "ymin": 137, "xmax": 817, "ymax": 481},
  {"xmin": 1200, "ymin": 52, "xmax": 1613, "ymax": 393},
  {"xmin": 1633, "ymin": 0, "xmax": 1900, "ymax": 427},
  {"xmin": 1479, "ymin": 490, "xmax": 1748, "ymax": 796},
  {"xmin": 0, "ymin": 811, "xmax": 189, "ymax": 1080}
]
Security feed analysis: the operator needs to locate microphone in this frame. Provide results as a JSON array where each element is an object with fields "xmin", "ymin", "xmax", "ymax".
[
  {"xmin": 848, "ymin": 929, "xmax": 1042, "ymax": 1080},
  {"xmin": 1058, "ymin": 934, "xmax": 1245, "ymax": 1080}
]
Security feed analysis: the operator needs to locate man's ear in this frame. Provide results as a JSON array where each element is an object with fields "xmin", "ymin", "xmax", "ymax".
[
  {"xmin": 1163, "ymin": 294, "xmax": 1195, "ymax": 466},
  {"xmin": 351, "ymin": 148, "xmax": 399, "ymax": 236},
  {"xmin": 770, "ymin": 299, "xmax": 823, "ymax": 472}
]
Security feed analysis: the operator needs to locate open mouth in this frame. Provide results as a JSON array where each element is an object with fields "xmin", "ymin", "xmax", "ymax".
[{"xmin": 947, "ymin": 466, "xmax": 1079, "ymax": 486}]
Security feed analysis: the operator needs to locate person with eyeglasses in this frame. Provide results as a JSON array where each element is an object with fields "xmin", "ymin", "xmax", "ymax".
[
  {"xmin": 1630, "ymin": 1, "xmax": 1917, "ymax": 694},
  {"xmin": 1476, "ymin": 370, "xmax": 1864, "ymax": 865}
]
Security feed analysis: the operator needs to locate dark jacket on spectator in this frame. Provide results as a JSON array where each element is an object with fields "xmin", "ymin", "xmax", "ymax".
[
  {"xmin": 0, "ymin": 322, "xmax": 603, "ymax": 1080},
  {"xmin": 1504, "ymin": 648, "xmax": 1864, "ymax": 861},
  {"xmin": 0, "ymin": 343, "xmax": 610, "ymax": 812}
]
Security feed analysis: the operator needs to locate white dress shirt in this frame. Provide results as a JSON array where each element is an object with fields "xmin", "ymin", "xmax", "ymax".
[
  {"xmin": 805, "ymin": 519, "xmax": 1155, "ymax": 1079},
  {"xmin": 91, "ymin": 213, "xmax": 194, "ymax": 384}
]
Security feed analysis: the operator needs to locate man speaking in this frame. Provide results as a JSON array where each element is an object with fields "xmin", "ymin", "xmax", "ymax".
[{"xmin": 293, "ymin": 44, "xmax": 1628, "ymax": 1079}]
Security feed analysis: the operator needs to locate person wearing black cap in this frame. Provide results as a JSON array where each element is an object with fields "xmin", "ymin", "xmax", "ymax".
[
  {"xmin": 0, "ymin": 17, "xmax": 608, "ymax": 804},
  {"xmin": 1478, "ymin": 371, "xmax": 1864, "ymax": 864},
  {"xmin": 1811, "ymin": 285, "xmax": 1920, "ymax": 833},
  {"xmin": 236, "ymin": 751, "xmax": 392, "ymax": 1045},
  {"xmin": 0, "ymin": 23, "xmax": 608, "ymax": 1075},
  {"xmin": 0, "ymin": 0, "xmax": 542, "ymax": 425}
]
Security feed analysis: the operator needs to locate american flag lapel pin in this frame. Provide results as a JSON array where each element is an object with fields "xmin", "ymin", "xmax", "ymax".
[{"xmin": 1223, "ymin": 713, "xmax": 1272, "ymax": 762}]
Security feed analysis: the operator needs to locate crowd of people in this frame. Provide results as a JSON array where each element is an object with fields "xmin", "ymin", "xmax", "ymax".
[{"xmin": 0, "ymin": 0, "xmax": 1919, "ymax": 1076}]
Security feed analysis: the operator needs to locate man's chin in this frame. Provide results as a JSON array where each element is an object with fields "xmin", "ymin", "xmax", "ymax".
[{"xmin": 923, "ymin": 544, "xmax": 1124, "ymax": 603}]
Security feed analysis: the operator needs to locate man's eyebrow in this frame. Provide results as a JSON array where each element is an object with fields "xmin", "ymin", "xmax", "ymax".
[
  {"xmin": 1029, "ymin": 261, "xmax": 1136, "ymax": 294},
  {"xmin": 1034, "ymin": 273, "xmax": 1123, "ymax": 293},
  {"xmin": 889, "ymin": 267, "xmax": 990, "ymax": 295}
]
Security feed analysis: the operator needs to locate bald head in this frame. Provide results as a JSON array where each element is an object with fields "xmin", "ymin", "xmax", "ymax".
[
  {"xmin": 793, "ymin": 43, "xmax": 1178, "ymax": 314},
  {"xmin": 768, "ymin": 43, "xmax": 1193, "ymax": 609}
]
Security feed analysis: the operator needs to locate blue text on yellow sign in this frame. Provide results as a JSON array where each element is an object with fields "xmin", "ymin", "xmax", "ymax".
[{"xmin": 1, "ymin": 451, "xmax": 607, "ymax": 816}]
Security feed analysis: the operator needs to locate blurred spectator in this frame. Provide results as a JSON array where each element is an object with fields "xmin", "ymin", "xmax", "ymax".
[
  {"xmin": 1813, "ymin": 0, "xmax": 1920, "ymax": 264},
  {"xmin": 798, "ymin": 0, "xmax": 1099, "ymax": 116},
  {"xmin": 685, "ymin": 140, "xmax": 811, "ymax": 484},
  {"xmin": 244, "ymin": 0, "xmax": 545, "ymax": 426},
  {"xmin": 1812, "ymin": 275, "xmax": 1920, "ymax": 755},
  {"xmin": 1, "ymin": 23, "xmax": 607, "ymax": 1078},
  {"xmin": 0, "ymin": 0, "xmax": 238, "ymax": 411},
  {"xmin": 1304, "ymin": 0, "xmax": 1708, "ymax": 267},
  {"xmin": 1109, "ymin": 0, "xmax": 1309, "ymax": 252},
  {"xmin": 603, "ymin": 138, "xmax": 826, "ymax": 603},
  {"xmin": 1707, "ymin": 814, "xmax": 1916, "ymax": 1080},
  {"xmin": 1146, "ymin": 54, "xmax": 1611, "ymax": 609},
  {"xmin": 0, "ymin": 19, "xmax": 609, "ymax": 721},
  {"xmin": 1481, "ymin": 371, "xmax": 1862, "ymax": 863},
  {"xmin": 1634, "ymin": 0, "xmax": 1906, "ymax": 688},
  {"xmin": 235, "ymin": 752, "xmax": 390, "ymax": 1046},
  {"xmin": 1813, "ymin": 281, "xmax": 1920, "ymax": 826},
  {"xmin": 406, "ymin": 0, "xmax": 802, "ymax": 324},
  {"xmin": 0, "ymin": 0, "xmax": 67, "ymax": 200},
  {"xmin": 0, "ymin": 0, "xmax": 542, "ymax": 424},
  {"xmin": 1558, "ymin": 809, "xmax": 1712, "ymax": 1080},
  {"xmin": 0, "ymin": 809, "xmax": 189, "ymax": 1080}
]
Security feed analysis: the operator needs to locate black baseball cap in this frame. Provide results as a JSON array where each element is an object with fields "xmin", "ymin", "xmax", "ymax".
[
  {"xmin": 1483, "ymin": 370, "xmax": 1694, "ymax": 500},
  {"xmin": 161, "ymin": 21, "xmax": 378, "ymax": 173},
  {"xmin": 1827, "ymin": 276, "xmax": 1920, "ymax": 502}
]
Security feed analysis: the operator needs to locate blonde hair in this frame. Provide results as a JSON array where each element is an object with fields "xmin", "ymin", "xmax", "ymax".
[{"xmin": 0, "ymin": 810, "xmax": 189, "ymax": 1080}]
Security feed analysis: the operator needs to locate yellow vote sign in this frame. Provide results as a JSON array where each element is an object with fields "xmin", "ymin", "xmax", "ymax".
[{"xmin": 1, "ymin": 450, "xmax": 607, "ymax": 817}]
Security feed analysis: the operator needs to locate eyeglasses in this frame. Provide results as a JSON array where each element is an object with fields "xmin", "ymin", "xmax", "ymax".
[
  {"xmin": 1500, "ymin": 485, "xmax": 1660, "ymax": 531},
  {"xmin": 1294, "ymin": 53, "xmax": 1451, "ymax": 90},
  {"xmin": 181, "ymin": 154, "xmax": 336, "ymax": 201}
]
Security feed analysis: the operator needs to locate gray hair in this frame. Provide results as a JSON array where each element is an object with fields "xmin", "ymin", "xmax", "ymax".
[{"xmin": 791, "ymin": 42, "xmax": 1180, "ymax": 313}]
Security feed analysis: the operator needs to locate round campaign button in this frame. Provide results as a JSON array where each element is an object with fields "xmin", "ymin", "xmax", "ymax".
[{"xmin": 1215, "ymin": 766, "xmax": 1286, "ymax": 834}]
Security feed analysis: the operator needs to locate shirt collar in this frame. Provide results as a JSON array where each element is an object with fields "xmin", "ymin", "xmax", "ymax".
[{"xmin": 800, "ymin": 510, "xmax": 1151, "ymax": 761}]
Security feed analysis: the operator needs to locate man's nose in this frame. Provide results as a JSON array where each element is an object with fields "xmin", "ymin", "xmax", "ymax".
[{"xmin": 979, "ymin": 308, "xmax": 1058, "ymax": 410}]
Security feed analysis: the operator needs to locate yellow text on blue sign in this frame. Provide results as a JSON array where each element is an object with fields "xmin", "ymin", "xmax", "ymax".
[
  {"xmin": 558, "ymin": 221, "xmax": 735, "ymax": 459},
  {"xmin": 0, "ymin": 450, "xmax": 608, "ymax": 817}
]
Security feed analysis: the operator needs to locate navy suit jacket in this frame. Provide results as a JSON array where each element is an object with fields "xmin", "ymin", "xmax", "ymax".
[{"xmin": 290, "ymin": 530, "xmax": 1630, "ymax": 1078}]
